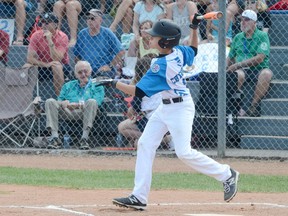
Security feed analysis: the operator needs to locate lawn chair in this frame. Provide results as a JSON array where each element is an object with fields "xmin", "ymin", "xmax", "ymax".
[{"xmin": 0, "ymin": 66, "xmax": 39, "ymax": 147}]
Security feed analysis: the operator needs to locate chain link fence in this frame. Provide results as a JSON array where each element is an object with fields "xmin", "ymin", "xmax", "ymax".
[{"xmin": 0, "ymin": 0, "xmax": 287, "ymax": 158}]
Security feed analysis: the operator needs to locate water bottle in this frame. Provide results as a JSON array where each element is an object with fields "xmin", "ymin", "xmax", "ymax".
[
  {"xmin": 115, "ymin": 133, "xmax": 123, "ymax": 147},
  {"xmin": 63, "ymin": 133, "xmax": 71, "ymax": 149}
]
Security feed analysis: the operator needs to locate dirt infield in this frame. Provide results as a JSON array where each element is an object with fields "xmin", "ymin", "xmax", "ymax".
[{"xmin": 0, "ymin": 154, "xmax": 288, "ymax": 216}]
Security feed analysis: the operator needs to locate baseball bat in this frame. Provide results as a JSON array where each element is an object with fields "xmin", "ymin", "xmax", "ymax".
[{"xmin": 196, "ymin": 11, "xmax": 223, "ymax": 20}]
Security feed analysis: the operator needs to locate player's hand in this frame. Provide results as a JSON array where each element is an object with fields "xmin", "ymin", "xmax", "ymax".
[
  {"xmin": 190, "ymin": 13, "xmax": 202, "ymax": 29},
  {"xmin": 97, "ymin": 80, "xmax": 118, "ymax": 88}
]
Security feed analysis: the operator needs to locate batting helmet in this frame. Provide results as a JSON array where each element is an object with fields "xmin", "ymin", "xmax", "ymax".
[{"xmin": 146, "ymin": 19, "xmax": 181, "ymax": 49}]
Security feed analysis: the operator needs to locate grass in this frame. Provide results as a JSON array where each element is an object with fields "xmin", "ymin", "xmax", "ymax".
[{"xmin": 0, "ymin": 167, "xmax": 287, "ymax": 193}]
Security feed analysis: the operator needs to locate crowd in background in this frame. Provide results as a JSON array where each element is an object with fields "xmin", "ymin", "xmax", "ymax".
[{"xmin": 0, "ymin": 0, "xmax": 283, "ymax": 148}]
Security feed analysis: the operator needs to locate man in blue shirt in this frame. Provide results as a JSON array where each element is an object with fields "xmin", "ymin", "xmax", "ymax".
[
  {"xmin": 45, "ymin": 61, "xmax": 105, "ymax": 150},
  {"xmin": 73, "ymin": 9, "xmax": 125, "ymax": 78}
]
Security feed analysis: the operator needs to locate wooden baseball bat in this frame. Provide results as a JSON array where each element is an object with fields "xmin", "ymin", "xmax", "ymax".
[{"xmin": 196, "ymin": 11, "xmax": 223, "ymax": 20}]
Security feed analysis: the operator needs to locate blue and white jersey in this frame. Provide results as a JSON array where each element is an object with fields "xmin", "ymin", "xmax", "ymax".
[{"xmin": 136, "ymin": 45, "xmax": 195, "ymax": 98}]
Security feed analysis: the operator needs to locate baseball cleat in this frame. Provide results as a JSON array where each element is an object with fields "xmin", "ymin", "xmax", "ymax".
[
  {"xmin": 223, "ymin": 168, "xmax": 239, "ymax": 202},
  {"xmin": 112, "ymin": 194, "xmax": 147, "ymax": 210}
]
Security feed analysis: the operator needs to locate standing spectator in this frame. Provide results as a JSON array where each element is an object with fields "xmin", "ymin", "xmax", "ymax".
[
  {"xmin": 0, "ymin": 30, "xmax": 10, "ymax": 66},
  {"xmin": 246, "ymin": 0, "xmax": 271, "ymax": 33},
  {"xmin": 26, "ymin": 13, "xmax": 70, "ymax": 96},
  {"xmin": 109, "ymin": 0, "xmax": 138, "ymax": 34},
  {"xmin": 73, "ymin": 9, "xmax": 125, "ymax": 78},
  {"xmin": 194, "ymin": 0, "xmax": 210, "ymax": 40},
  {"xmin": 166, "ymin": 0, "xmax": 197, "ymax": 45},
  {"xmin": 133, "ymin": 0, "xmax": 166, "ymax": 39},
  {"xmin": 227, "ymin": 10, "xmax": 273, "ymax": 117},
  {"xmin": 203, "ymin": 0, "xmax": 233, "ymax": 46},
  {"xmin": 127, "ymin": 20, "xmax": 159, "ymax": 58},
  {"xmin": 226, "ymin": 0, "xmax": 246, "ymax": 34},
  {"xmin": 53, "ymin": 0, "xmax": 82, "ymax": 47},
  {"xmin": 45, "ymin": 60, "xmax": 105, "ymax": 150},
  {"xmin": 0, "ymin": 0, "xmax": 33, "ymax": 45}
]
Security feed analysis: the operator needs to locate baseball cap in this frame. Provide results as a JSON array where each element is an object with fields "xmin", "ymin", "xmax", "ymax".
[
  {"xmin": 87, "ymin": 9, "xmax": 103, "ymax": 17},
  {"xmin": 241, "ymin": 9, "xmax": 257, "ymax": 21},
  {"xmin": 42, "ymin": 13, "xmax": 59, "ymax": 23}
]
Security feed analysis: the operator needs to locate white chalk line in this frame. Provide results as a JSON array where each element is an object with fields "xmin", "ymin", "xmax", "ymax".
[{"xmin": 0, "ymin": 202, "xmax": 287, "ymax": 215}]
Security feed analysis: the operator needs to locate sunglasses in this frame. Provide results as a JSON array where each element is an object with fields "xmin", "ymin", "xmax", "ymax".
[
  {"xmin": 41, "ymin": 21, "xmax": 51, "ymax": 25},
  {"xmin": 77, "ymin": 70, "xmax": 89, "ymax": 74},
  {"xmin": 241, "ymin": 17, "xmax": 253, "ymax": 22},
  {"xmin": 86, "ymin": 16, "xmax": 97, "ymax": 21}
]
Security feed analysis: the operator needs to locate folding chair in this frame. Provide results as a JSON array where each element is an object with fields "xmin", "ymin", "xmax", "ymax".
[{"xmin": 0, "ymin": 66, "xmax": 39, "ymax": 147}]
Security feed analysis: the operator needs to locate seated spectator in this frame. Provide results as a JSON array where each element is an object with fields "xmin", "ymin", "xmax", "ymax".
[
  {"xmin": 26, "ymin": 13, "xmax": 70, "ymax": 96},
  {"xmin": 0, "ymin": 30, "xmax": 9, "ymax": 67},
  {"xmin": 246, "ymin": 0, "xmax": 271, "ymax": 33},
  {"xmin": 53, "ymin": 0, "xmax": 82, "ymax": 47},
  {"xmin": 45, "ymin": 60, "xmax": 105, "ymax": 150},
  {"xmin": 202, "ymin": 0, "xmax": 233, "ymax": 46},
  {"xmin": 73, "ymin": 9, "xmax": 125, "ymax": 78},
  {"xmin": 127, "ymin": 20, "xmax": 159, "ymax": 58},
  {"xmin": 166, "ymin": 0, "xmax": 197, "ymax": 45},
  {"xmin": 226, "ymin": 10, "xmax": 273, "ymax": 117},
  {"xmin": 109, "ymin": 0, "xmax": 138, "ymax": 34},
  {"xmin": 133, "ymin": 0, "xmax": 166, "ymax": 39},
  {"xmin": 0, "ymin": 0, "xmax": 33, "ymax": 45},
  {"xmin": 118, "ymin": 57, "xmax": 173, "ymax": 149}
]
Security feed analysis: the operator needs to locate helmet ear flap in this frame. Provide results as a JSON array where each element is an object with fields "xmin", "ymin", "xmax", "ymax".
[{"xmin": 158, "ymin": 38, "xmax": 169, "ymax": 49}]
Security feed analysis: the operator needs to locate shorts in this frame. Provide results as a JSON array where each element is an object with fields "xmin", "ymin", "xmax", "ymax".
[
  {"xmin": 0, "ymin": 0, "xmax": 33, "ymax": 17},
  {"xmin": 243, "ymin": 68, "xmax": 261, "ymax": 82},
  {"xmin": 38, "ymin": 64, "xmax": 72, "ymax": 81}
]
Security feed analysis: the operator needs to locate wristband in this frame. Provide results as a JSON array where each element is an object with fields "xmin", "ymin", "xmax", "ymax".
[{"xmin": 189, "ymin": 24, "xmax": 199, "ymax": 29}]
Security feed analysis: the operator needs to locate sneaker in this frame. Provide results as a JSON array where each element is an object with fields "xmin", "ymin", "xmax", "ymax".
[
  {"xmin": 223, "ymin": 168, "xmax": 239, "ymax": 202},
  {"xmin": 47, "ymin": 137, "xmax": 62, "ymax": 149},
  {"xmin": 112, "ymin": 194, "xmax": 147, "ymax": 210},
  {"xmin": 79, "ymin": 138, "xmax": 90, "ymax": 150}
]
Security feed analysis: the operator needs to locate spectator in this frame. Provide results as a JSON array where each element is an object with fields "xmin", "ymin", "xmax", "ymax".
[
  {"xmin": 226, "ymin": 0, "xmax": 246, "ymax": 34},
  {"xmin": 73, "ymin": 9, "xmax": 125, "ymax": 78},
  {"xmin": 26, "ymin": 13, "xmax": 70, "ymax": 96},
  {"xmin": 127, "ymin": 20, "xmax": 159, "ymax": 58},
  {"xmin": 0, "ymin": 30, "xmax": 10, "ymax": 67},
  {"xmin": 227, "ymin": 10, "xmax": 273, "ymax": 117},
  {"xmin": 166, "ymin": 0, "xmax": 197, "ymax": 45},
  {"xmin": 45, "ymin": 60, "xmax": 105, "ymax": 150},
  {"xmin": 246, "ymin": 0, "xmax": 271, "ymax": 33},
  {"xmin": 109, "ymin": 0, "xmax": 138, "ymax": 34},
  {"xmin": 53, "ymin": 0, "xmax": 82, "ymax": 47},
  {"xmin": 118, "ymin": 57, "xmax": 172, "ymax": 149},
  {"xmin": 161, "ymin": 0, "xmax": 173, "ymax": 5},
  {"xmin": 202, "ymin": 0, "xmax": 233, "ymax": 46},
  {"xmin": 0, "ymin": 0, "xmax": 33, "ymax": 45},
  {"xmin": 194, "ymin": 0, "xmax": 210, "ymax": 40},
  {"xmin": 133, "ymin": 0, "xmax": 166, "ymax": 39}
]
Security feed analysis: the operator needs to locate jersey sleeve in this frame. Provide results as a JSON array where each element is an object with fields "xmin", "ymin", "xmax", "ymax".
[
  {"xmin": 136, "ymin": 58, "xmax": 170, "ymax": 97},
  {"xmin": 175, "ymin": 45, "xmax": 195, "ymax": 66}
]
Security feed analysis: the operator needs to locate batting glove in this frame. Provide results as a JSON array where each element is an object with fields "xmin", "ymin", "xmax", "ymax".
[
  {"xmin": 189, "ymin": 13, "xmax": 202, "ymax": 29},
  {"xmin": 97, "ymin": 80, "xmax": 118, "ymax": 88}
]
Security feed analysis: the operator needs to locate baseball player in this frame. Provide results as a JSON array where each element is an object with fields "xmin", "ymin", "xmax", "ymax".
[{"xmin": 104, "ymin": 16, "xmax": 239, "ymax": 210}]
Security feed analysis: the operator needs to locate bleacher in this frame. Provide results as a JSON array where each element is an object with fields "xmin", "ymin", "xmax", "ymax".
[{"xmin": 2, "ymin": 7, "xmax": 288, "ymax": 150}]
